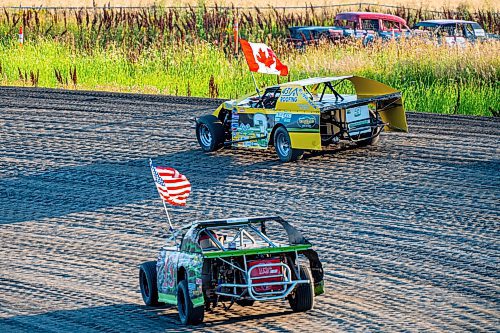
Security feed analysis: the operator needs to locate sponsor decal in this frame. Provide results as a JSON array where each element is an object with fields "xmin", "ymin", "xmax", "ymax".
[
  {"xmin": 257, "ymin": 267, "xmax": 279, "ymax": 275},
  {"xmin": 188, "ymin": 283, "xmax": 198, "ymax": 296},
  {"xmin": 300, "ymin": 91, "xmax": 317, "ymax": 109},
  {"xmin": 275, "ymin": 112, "xmax": 292, "ymax": 123},
  {"xmin": 279, "ymin": 87, "xmax": 299, "ymax": 103},
  {"xmin": 164, "ymin": 256, "xmax": 176, "ymax": 289},
  {"xmin": 280, "ymin": 96, "xmax": 297, "ymax": 102},
  {"xmin": 297, "ymin": 104, "xmax": 310, "ymax": 110},
  {"xmin": 238, "ymin": 123, "xmax": 252, "ymax": 134},
  {"xmin": 297, "ymin": 116, "xmax": 316, "ymax": 128},
  {"xmin": 354, "ymin": 108, "xmax": 361, "ymax": 117},
  {"xmin": 281, "ymin": 87, "xmax": 299, "ymax": 96}
]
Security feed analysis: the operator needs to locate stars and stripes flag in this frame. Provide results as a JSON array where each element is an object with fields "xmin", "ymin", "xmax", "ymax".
[{"xmin": 149, "ymin": 160, "xmax": 191, "ymax": 206}]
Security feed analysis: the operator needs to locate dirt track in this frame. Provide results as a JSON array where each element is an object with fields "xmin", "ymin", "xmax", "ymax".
[{"xmin": 0, "ymin": 87, "xmax": 499, "ymax": 332}]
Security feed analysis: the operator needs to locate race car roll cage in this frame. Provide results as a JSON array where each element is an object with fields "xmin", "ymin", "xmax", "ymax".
[
  {"xmin": 310, "ymin": 79, "xmax": 403, "ymax": 143},
  {"xmin": 189, "ymin": 216, "xmax": 323, "ymax": 302}
]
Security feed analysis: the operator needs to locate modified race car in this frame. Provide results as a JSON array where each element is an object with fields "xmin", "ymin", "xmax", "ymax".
[
  {"xmin": 139, "ymin": 216, "xmax": 324, "ymax": 325},
  {"xmin": 195, "ymin": 75, "xmax": 408, "ymax": 162}
]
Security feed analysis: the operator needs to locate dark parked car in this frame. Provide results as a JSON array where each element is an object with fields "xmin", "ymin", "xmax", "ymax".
[
  {"xmin": 413, "ymin": 19, "xmax": 498, "ymax": 46},
  {"xmin": 288, "ymin": 12, "xmax": 412, "ymax": 46}
]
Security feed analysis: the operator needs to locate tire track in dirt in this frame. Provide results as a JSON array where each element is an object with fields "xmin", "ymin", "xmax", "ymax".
[{"xmin": 0, "ymin": 87, "xmax": 498, "ymax": 332}]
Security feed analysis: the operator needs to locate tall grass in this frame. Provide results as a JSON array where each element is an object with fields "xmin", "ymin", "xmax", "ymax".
[{"xmin": 0, "ymin": 6, "xmax": 498, "ymax": 115}]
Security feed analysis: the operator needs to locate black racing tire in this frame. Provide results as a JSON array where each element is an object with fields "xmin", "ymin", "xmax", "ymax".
[
  {"xmin": 196, "ymin": 115, "xmax": 225, "ymax": 152},
  {"xmin": 139, "ymin": 261, "xmax": 162, "ymax": 306},
  {"xmin": 273, "ymin": 127, "xmax": 304, "ymax": 162},
  {"xmin": 288, "ymin": 266, "xmax": 314, "ymax": 312},
  {"xmin": 177, "ymin": 280, "xmax": 205, "ymax": 325},
  {"xmin": 235, "ymin": 299, "xmax": 255, "ymax": 307},
  {"xmin": 356, "ymin": 111, "xmax": 382, "ymax": 147},
  {"xmin": 356, "ymin": 132, "xmax": 380, "ymax": 147}
]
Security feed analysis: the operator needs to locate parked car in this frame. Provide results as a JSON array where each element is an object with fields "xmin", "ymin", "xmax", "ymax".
[
  {"xmin": 195, "ymin": 75, "xmax": 408, "ymax": 162},
  {"xmin": 413, "ymin": 19, "xmax": 498, "ymax": 46},
  {"xmin": 139, "ymin": 216, "xmax": 325, "ymax": 325},
  {"xmin": 288, "ymin": 12, "xmax": 412, "ymax": 46}
]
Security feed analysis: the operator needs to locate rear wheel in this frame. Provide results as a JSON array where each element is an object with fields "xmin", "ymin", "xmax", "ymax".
[
  {"xmin": 196, "ymin": 115, "xmax": 225, "ymax": 152},
  {"xmin": 139, "ymin": 261, "xmax": 162, "ymax": 306},
  {"xmin": 177, "ymin": 280, "xmax": 204, "ymax": 325},
  {"xmin": 356, "ymin": 111, "xmax": 382, "ymax": 147},
  {"xmin": 288, "ymin": 266, "xmax": 314, "ymax": 312},
  {"xmin": 274, "ymin": 127, "xmax": 303, "ymax": 162},
  {"xmin": 356, "ymin": 132, "xmax": 380, "ymax": 147}
]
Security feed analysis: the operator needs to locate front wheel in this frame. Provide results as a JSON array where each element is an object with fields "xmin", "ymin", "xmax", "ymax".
[
  {"xmin": 177, "ymin": 280, "xmax": 204, "ymax": 325},
  {"xmin": 288, "ymin": 266, "xmax": 314, "ymax": 312},
  {"xmin": 196, "ymin": 115, "xmax": 225, "ymax": 152},
  {"xmin": 274, "ymin": 127, "xmax": 303, "ymax": 162},
  {"xmin": 139, "ymin": 261, "xmax": 162, "ymax": 306}
]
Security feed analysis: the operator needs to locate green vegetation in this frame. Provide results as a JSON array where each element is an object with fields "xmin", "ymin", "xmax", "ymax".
[{"xmin": 0, "ymin": 6, "xmax": 498, "ymax": 115}]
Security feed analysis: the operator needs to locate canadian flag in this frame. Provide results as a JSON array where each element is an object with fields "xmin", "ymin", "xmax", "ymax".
[{"xmin": 240, "ymin": 39, "xmax": 288, "ymax": 76}]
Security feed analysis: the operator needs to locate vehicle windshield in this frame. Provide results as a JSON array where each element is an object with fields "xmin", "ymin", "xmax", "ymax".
[
  {"xmin": 383, "ymin": 20, "xmax": 401, "ymax": 31},
  {"xmin": 335, "ymin": 19, "xmax": 356, "ymax": 29},
  {"xmin": 361, "ymin": 19, "xmax": 379, "ymax": 30},
  {"xmin": 414, "ymin": 23, "xmax": 438, "ymax": 32}
]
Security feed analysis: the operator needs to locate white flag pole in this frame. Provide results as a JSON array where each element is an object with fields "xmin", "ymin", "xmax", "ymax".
[
  {"xmin": 162, "ymin": 200, "xmax": 174, "ymax": 233},
  {"xmin": 149, "ymin": 159, "xmax": 177, "ymax": 244}
]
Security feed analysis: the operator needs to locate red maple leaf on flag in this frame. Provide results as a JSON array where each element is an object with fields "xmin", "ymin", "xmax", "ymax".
[
  {"xmin": 256, "ymin": 48, "xmax": 276, "ymax": 67},
  {"xmin": 240, "ymin": 39, "xmax": 289, "ymax": 76}
]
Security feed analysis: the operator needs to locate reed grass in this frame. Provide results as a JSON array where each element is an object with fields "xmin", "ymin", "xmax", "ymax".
[{"xmin": 0, "ymin": 6, "xmax": 498, "ymax": 115}]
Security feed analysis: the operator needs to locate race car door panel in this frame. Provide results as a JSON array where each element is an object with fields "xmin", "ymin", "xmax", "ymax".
[
  {"xmin": 231, "ymin": 88, "xmax": 279, "ymax": 149},
  {"xmin": 274, "ymin": 86, "xmax": 321, "ymax": 150}
]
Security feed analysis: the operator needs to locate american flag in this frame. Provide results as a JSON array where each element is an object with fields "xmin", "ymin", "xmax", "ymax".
[{"xmin": 149, "ymin": 160, "xmax": 191, "ymax": 206}]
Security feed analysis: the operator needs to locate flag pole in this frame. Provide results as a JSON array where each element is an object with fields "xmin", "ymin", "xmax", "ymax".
[
  {"xmin": 233, "ymin": 16, "xmax": 239, "ymax": 55},
  {"xmin": 251, "ymin": 72, "xmax": 261, "ymax": 97},
  {"xmin": 149, "ymin": 158, "xmax": 177, "ymax": 245},
  {"xmin": 162, "ymin": 200, "xmax": 174, "ymax": 233}
]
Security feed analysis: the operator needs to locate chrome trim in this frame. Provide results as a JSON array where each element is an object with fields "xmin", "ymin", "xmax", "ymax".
[{"xmin": 215, "ymin": 260, "xmax": 310, "ymax": 301}]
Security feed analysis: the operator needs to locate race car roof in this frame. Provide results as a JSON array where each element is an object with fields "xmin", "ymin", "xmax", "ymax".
[
  {"xmin": 281, "ymin": 76, "xmax": 353, "ymax": 87},
  {"xmin": 335, "ymin": 12, "xmax": 406, "ymax": 24},
  {"xmin": 193, "ymin": 215, "xmax": 282, "ymax": 227}
]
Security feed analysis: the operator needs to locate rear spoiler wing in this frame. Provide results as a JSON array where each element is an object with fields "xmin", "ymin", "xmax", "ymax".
[{"xmin": 318, "ymin": 76, "xmax": 408, "ymax": 132}]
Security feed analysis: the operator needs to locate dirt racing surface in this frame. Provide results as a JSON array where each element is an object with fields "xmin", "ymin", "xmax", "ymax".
[{"xmin": 0, "ymin": 87, "xmax": 498, "ymax": 332}]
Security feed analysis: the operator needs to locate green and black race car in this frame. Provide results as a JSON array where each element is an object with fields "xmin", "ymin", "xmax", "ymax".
[{"xmin": 139, "ymin": 216, "xmax": 324, "ymax": 325}]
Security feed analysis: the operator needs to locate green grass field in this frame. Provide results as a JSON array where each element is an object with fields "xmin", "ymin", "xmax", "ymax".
[{"xmin": 0, "ymin": 6, "xmax": 498, "ymax": 115}]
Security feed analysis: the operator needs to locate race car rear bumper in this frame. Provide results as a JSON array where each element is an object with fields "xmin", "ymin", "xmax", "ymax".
[{"xmin": 215, "ymin": 259, "xmax": 310, "ymax": 301}]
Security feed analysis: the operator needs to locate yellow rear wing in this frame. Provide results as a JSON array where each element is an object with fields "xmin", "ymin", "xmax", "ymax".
[{"xmin": 348, "ymin": 76, "xmax": 408, "ymax": 132}]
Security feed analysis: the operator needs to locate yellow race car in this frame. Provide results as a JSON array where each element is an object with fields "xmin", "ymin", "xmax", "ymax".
[{"xmin": 195, "ymin": 76, "xmax": 408, "ymax": 162}]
